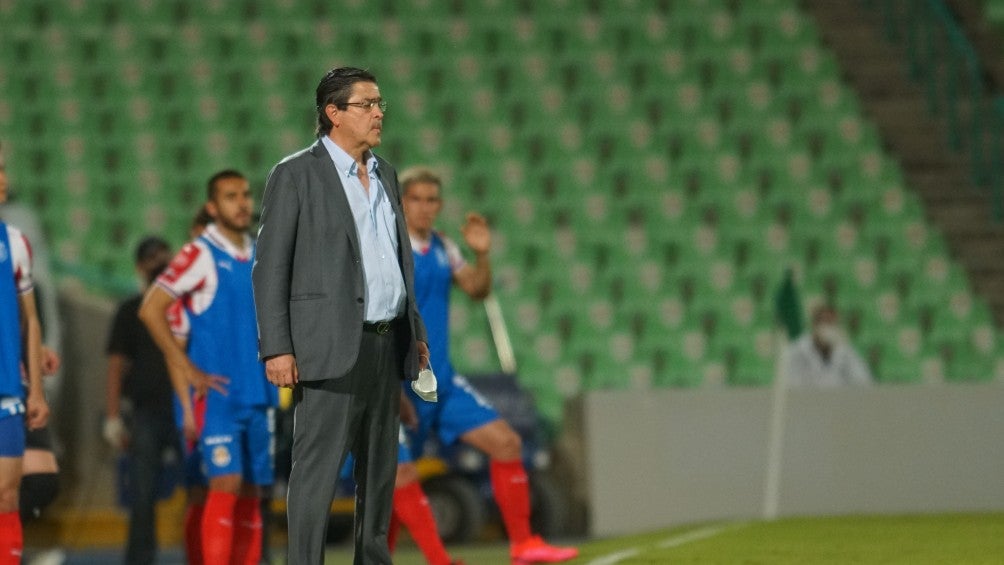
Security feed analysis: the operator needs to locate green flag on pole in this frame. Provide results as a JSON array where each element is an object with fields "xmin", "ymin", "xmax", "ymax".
[{"xmin": 774, "ymin": 267, "xmax": 804, "ymax": 341}]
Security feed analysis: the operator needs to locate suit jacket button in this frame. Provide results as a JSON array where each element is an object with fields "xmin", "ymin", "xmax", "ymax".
[{"xmin": 356, "ymin": 298, "xmax": 364, "ymax": 304}]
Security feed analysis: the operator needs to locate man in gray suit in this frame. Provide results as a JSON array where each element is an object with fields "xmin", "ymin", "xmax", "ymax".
[{"xmin": 252, "ymin": 67, "xmax": 429, "ymax": 565}]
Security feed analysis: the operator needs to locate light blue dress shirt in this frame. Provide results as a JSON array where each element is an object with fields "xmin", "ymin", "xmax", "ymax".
[{"xmin": 321, "ymin": 136, "xmax": 407, "ymax": 322}]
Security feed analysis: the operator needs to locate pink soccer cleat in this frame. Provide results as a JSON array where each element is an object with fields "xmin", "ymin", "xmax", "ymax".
[{"xmin": 510, "ymin": 536, "xmax": 579, "ymax": 564}]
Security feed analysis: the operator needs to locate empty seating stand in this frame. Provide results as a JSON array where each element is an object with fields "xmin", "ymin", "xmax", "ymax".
[{"xmin": 1, "ymin": 0, "xmax": 1000, "ymax": 424}]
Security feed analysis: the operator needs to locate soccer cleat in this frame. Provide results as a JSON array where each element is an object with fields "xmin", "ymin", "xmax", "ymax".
[{"xmin": 510, "ymin": 536, "xmax": 579, "ymax": 564}]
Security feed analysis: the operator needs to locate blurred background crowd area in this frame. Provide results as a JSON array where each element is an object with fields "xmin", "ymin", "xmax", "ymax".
[{"xmin": 2, "ymin": 0, "xmax": 1004, "ymax": 429}]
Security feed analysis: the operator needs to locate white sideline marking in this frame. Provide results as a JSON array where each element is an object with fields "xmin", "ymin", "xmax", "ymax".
[
  {"xmin": 586, "ymin": 524, "xmax": 736, "ymax": 565},
  {"xmin": 657, "ymin": 524, "xmax": 729, "ymax": 548},
  {"xmin": 585, "ymin": 548, "xmax": 641, "ymax": 565}
]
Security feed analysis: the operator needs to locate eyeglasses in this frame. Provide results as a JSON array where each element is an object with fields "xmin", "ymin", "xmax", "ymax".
[{"xmin": 343, "ymin": 99, "xmax": 387, "ymax": 113}]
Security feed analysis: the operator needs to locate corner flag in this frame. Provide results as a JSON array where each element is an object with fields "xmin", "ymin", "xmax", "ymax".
[{"xmin": 774, "ymin": 268, "xmax": 804, "ymax": 341}]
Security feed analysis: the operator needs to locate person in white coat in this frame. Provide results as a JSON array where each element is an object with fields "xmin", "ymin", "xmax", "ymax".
[{"xmin": 786, "ymin": 304, "xmax": 873, "ymax": 388}]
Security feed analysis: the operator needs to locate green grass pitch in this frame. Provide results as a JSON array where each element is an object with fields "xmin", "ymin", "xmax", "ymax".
[
  {"xmin": 576, "ymin": 513, "xmax": 1004, "ymax": 564},
  {"xmin": 311, "ymin": 513, "xmax": 1004, "ymax": 564}
]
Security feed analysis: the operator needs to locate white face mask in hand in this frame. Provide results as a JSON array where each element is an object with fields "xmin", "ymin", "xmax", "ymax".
[
  {"xmin": 815, "ymin": 323, "xmax": 842, "ymax": 346},
  {"xmin": 412, "ymin": 364, "xmax": 438, "ymax": 403}
]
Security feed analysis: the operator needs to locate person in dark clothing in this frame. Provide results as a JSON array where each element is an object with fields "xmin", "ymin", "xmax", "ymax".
[{"xmin": 103, "ymin": 236, "xmax": 179, "ymax": 565}]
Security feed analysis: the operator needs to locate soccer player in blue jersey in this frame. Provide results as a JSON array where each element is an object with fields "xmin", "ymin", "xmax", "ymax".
[
  {"xmin": 0, "ymin": 161, "xmax": 49, "ymax": 564},
  {"xmin": 397, "ymin": 167, "xmax": 578, "ymax": 564},
  {"xmin": 140, "ymin": 170, "xmax": 277, "ymax": 565}
]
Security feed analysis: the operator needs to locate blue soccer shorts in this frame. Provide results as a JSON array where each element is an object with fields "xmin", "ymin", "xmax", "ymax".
[
  {"xmin": 406, "ymin": 373, "xmax": 500, "ymax": 457},
  {"xmin": 0, "ymin": 409, "xmax": 25, "ymax": 461},
  {"xmin": 200, "ymin": 403, "xmax": 274, "ymax": 486}
]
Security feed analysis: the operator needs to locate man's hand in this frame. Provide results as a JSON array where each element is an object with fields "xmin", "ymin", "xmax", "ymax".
[
  {"xmin": 41, "ymin": 346, "xmax": 61, "ymax": 376},
  {"xmin": 103, "ymin": 416, "xmax": 127, "ymax": 449},
  {"xmin": 182, "ymin": 363, "xmax": 229, "ymax": 397},
  {"xmin": 416, "ymin": 341, "xmax": 430, "ymax": 370},
  {"xmin": 460, "ymin": 212, "xmax": 491, "ymax": 255},
  {"xmin": 265, "ymin": 354, "xmax": 299, "ymax": 388},
  {"xmin": 25, "ymin": 390, "xmax": 49, "ymax": 430}
]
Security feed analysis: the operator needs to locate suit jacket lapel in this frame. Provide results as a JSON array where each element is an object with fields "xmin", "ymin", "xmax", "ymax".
[
  {"xmin": 311, "ymin": 140, "xmax": 362, "ymax": 259},
  {"xmin": 376, "ymin": 159, "xmax": 411, "ymax": 267}
]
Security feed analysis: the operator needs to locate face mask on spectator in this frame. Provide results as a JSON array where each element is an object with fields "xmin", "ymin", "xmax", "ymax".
[{"xmin": 814, "ymin": 323, "xmax": 841, "ymax": 345}]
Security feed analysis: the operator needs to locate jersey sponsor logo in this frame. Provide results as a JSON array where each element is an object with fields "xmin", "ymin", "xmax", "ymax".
[
  {"xmin": 203, "ymin": 434, "xmax": 232, "ymax": 446},
  {"xmin": 216, "ymin": 259, "xmax": 233, "ymax": 272},
  {"xmin": 211, "ymin": 445, "xmax": 232, "ymax": 468},
  {"xmin": 161, "ymin": 243, "xmax": 202, "ymax": 285},
  {"xmin": 0, "ymin": 240, "xmax": 7, "ymax": 264}
]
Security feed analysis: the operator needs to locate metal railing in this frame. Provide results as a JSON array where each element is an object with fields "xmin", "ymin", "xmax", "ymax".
[{"xmin": 876, "ymin": 0, "xmax": 1004, "ymax": 220}]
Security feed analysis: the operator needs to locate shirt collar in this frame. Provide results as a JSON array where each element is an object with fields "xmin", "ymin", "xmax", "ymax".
[
  {"xmin": 320, "ymin": 135, "xmax": 378, "ymax": 178},
  {"xmin": 203, "ymin": 222, "xmax": 252, "ymax": 260}
]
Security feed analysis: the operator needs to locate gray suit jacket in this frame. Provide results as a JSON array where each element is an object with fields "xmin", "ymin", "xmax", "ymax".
[{"xmin": 252, "ymin": 139, "xmax": 427, "ymax": 382}]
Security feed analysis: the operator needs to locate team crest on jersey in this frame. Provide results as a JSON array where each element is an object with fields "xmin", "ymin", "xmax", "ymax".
[
  {"xmin": 0, "ymin": 241, "xmax": 7, "ymax": 264},
  {"xmin": 211, "ymin": 445, "xmax": 232, "ymax": 468}
]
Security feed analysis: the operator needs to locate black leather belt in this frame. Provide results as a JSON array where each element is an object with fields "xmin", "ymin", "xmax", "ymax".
[{"xmin": 363, "ymin": 317, "xmax": 403, "ymax": 335}]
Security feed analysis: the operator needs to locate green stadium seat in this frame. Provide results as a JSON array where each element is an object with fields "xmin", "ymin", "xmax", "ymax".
[
  {"xmin": 905, "ymin": 255, "xmax": 968, "ymax": 312},
  {"xmin": 2, "ymin": 0, "xmax": 998, "ymax": 411},
  {"xmin": 725, "ymin": 326, "xmax": 778, "ymax": 386},
  {"xmin": 649, "ymin": 330, "xmax": 709, "ymax": 389},
  {"xmin": 927, "ymin": 290, "xmax": 994, "ymax": 343},
  {"xmin": 872, "ymin": 327, "xmax": 925, "ymax": 384},
  {"xmin": 943, "ymin": 317, "xmax": 998, "ymax": 382}
]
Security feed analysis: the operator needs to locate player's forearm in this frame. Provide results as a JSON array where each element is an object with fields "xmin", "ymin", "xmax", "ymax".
[
  {"xmin": 105, "ymin": 355, "xmax": 126, "ymax": 418},
  {"xmin": 166, "ymin": 336, "xmax": 195, "ymax": 412},
  {"xmin": 18, "ymin": 292, "xmax": 44, "ymax": 399},
  {"xmin": 139, "ymin": 292, "xmax": 195, "ymax": 375},
  {"xmin": 23, "ymin": 311, "xmax": 44, "ymax": 399},
  {"xmin": 465, "ymin": 251, "xmax": 492, "ymax": 300},
  {"xmin": 166, "ymin": 363, "xmax": 194, "ymax": 418},
  {"xmin": 139, "ymin": 305, "xmax": 195, "ymax": 416}
]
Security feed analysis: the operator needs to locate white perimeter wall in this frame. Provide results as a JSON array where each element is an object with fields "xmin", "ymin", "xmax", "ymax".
[{"xmin": 579, "ymin": 384, "xmax": 1004, "ymax": 536}]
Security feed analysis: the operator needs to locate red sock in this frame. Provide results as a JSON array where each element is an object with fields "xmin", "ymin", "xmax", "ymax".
[
  {"xmin": 0, "ymin": 512, "xmax": 22, "ymax": 565},
  {"xmin": 490, "ymin": 459, "xmax": 532, "ymax": 545},
  {"xmin": 388, "ymin": 512, "xmax": 401, "ymax": 553},
  {"xmin": 202, "ymin": 491, "xmax": 237, "ymax": 564},
  {"xmin": 392, "ymin": 482, "xmax": 452, "ymax": 565},
  {"xmin": 230, "ymin": 496, "xmax": 262, "ymax": 565},
  {"xmin": 184, "ymin": 503, "xmax": 205, "ymax": 565}
]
